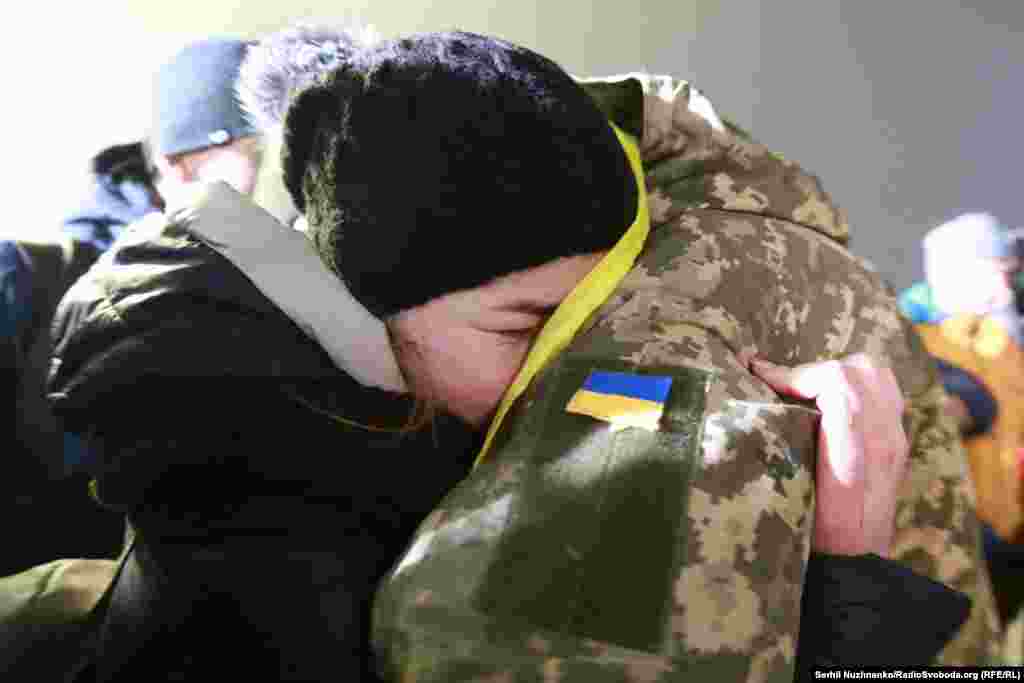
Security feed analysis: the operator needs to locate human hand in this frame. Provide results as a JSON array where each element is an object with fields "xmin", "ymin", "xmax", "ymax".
[{"xmin": 750, "ymin": 354, "xmax": 909, "ymax": 558}]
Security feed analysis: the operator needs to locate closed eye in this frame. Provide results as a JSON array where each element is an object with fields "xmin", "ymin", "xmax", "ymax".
[
  {"xmin": 502, "ymin": 300, "xmax": 559, "ymax": 314},
  {"xmin": 497, "ymin": 301, "xmax": 559, "ymax": 319},
  {"xmin": 481, "ymin": 304, "xmax": 557, "ymax": 334}
]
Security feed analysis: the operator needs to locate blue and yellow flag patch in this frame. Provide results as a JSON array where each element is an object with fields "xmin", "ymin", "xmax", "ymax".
[{"xmin": 566, "ymin": 370, "xmax": 673, "ymax": 431}]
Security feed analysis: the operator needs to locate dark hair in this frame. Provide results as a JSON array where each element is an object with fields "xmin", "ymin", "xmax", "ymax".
[
  {"xmin": 91, "ymin": 142, "xmax": 146, "ymax": 178},
  {"xmin": 92, "ymin": 141, "xmax": 164, "ymax": 211},
  {"xmin": 282, "ymin": 31, "xmax": 638, "ymax": 319}
]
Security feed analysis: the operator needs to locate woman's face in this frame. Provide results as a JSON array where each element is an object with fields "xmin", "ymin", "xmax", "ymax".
[{"xmin": 389, "ymin": 252, "xmax": 606, "ymax": 428}]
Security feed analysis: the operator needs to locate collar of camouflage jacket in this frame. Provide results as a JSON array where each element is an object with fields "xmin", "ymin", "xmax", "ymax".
[{"xmin": 578, "ymin": 73, "xmax": 850, "ymax": 246}]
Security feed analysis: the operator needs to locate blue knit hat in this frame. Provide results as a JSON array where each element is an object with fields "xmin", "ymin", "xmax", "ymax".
[{"xmin": 153, "ymin": 38, "xmax": 259, "ymax": 157}]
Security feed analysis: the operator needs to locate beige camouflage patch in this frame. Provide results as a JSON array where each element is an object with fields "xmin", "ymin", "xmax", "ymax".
[
  {"xmin": 711, "ymin": 174, "xmax": 771, "ymax": 212},
  {"xmin": 720, "ymin": 217, "xmax": 759, "ymax": 242},
  {"xmin": 822, "ymin": 282, "xmax": 856, "ymax": 355},
  {"xmin": 646, "ymin": 188, "xmax": 676, "ymax": 227},
  {"xmin": 673, "ymin": 561, "xmax": 764, "ymax": 654},
  {"xmin": 856, "ymin": 303, "xmax": 906, "ymax": 359},
  {"xmin": 776, "ymin": 298, "xmax": 811, "ymax": 336},
  {"xmin": 790, "ymin": 171, "xmax": 846, "ymax": 237}
]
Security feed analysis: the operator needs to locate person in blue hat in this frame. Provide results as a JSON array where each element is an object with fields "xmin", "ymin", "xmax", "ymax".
[
  {"xmin": 0, "ymin": 24, "xmax": 397, "ymax": 683},
  {"xmin": 0, "ymin": 35, "xmax": 265, "ymax": 681},
  {"xmin": 4, "ymin": 141, "xmax": 161, "ymax": 563},
  {"xmin": 0, "ymin": 141, "xmax": 161, "ymax": 683},
  {"xmin": 6, "ymin": 35, "xmax": 261, "ymax": 526},
  {"xmin": 147, "ymin": 38, "xmax": 263, "ymax": 203}
]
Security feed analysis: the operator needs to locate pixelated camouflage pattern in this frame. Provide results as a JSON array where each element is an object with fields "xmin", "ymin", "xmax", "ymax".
[
  {"xmin": 631, "ymin": 73, "xmax": 998, "ymax": 665},
  {"xmin": 373, "ymin": 74, "xmax": 999, "ymax": 679}
]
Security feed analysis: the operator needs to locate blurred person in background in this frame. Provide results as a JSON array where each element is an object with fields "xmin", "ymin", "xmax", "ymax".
[
  {"xmin": 1, "ymin": 36, "xmax": 262, "ymax": 682},
  {"xmin": 3, "ymin": 140, "xmax": 160, "ymax": 576},
  {"xmin": 898, "ymin": 214, "xmax": 1024, "ymax": 628},
  {"xmin": 0, "ymin": 140, "xmax": 160, "ymax": 682},
  {"xmin": 146, "ymin": 38, "xmax": 263, "ymax": 204},
  {"xmin": 25, "ymin": 23, "xmax": 391, "ymax": 683}
]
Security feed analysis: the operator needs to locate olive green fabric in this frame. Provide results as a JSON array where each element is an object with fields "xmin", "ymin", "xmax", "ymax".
[
  {"xmin": 0, "ymin": 524, "xmax": 132, "ymax": 680},
  {"xmin": 0, "ymin": 558, "xmax": 119, "ymax": 680},
  {"xmin": 578, "ymin": 77, "xmax": 645, "ymax": 142}
]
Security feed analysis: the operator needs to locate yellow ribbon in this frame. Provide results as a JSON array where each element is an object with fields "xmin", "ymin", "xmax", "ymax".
[{"xmin": 473, "ymin": 123, "xmax": 651, "ymax": 468}]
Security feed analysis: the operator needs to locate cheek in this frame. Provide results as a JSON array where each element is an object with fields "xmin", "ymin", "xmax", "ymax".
[
  {"xmin": 427, "ymin": 332, "xmax": 531, "ymax": 421},
  {"xmin": 200, "ymin": 154, "xmax": 259, "ymax": 195}
]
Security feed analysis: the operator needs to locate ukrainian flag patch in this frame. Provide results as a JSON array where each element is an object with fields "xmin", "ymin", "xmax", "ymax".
[{"xmin": 566, "ymin": 370, "xmax": 673, "ymax": 431}]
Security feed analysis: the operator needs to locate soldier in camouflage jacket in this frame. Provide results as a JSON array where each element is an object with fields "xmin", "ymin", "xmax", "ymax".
[{"xmin": 363, "ymin": 61, "xmax": 998, "ymax": 678}]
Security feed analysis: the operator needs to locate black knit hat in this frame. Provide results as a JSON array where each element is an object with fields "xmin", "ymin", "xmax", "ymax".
[
  {"xmin": 153, "ymin": 38, "xmax": 259, "ymax": 157},
  {"xmin": 282, "ymin": 31, "xmax": 638, "ymax": 319}
]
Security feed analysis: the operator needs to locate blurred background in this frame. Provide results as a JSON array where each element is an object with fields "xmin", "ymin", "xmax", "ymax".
[{"xmin": 0, "ymin": 0, "xmax": 1020, "ymax": 291}]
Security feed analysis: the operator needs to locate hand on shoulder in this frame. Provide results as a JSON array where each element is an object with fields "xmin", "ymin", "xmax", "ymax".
[{"xmin": 751, "ymin": 353, "xmax": 909, "ymax": 558}]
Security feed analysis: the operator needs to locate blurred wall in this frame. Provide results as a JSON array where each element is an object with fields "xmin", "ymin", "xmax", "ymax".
[{"xmin": 1, "ymin": 0, "xmax": 1020, "ymax": 291}]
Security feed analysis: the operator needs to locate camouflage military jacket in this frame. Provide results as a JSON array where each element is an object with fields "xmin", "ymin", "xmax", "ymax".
[{"xmin": 372, "ymin": 74, "xmax": 1000, "ymax": 680}]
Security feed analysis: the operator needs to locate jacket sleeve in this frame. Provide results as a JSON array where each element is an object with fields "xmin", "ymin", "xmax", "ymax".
[{"xmin": 795, "ymin": 553, "xmax": 971, "ymax": 675}]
